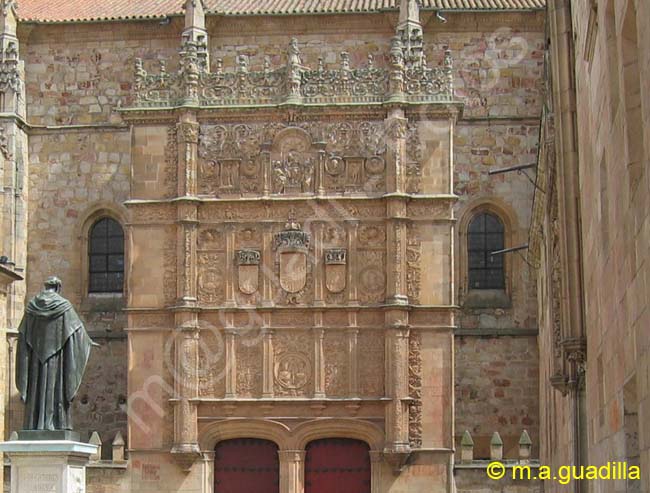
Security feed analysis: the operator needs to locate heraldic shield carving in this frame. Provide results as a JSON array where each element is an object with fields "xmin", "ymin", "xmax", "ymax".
[
  {"xmin": 274, "ymin": 220, "xmax": 311, "ymax": 293},
  {"xmin": 325, "ymin": 248, "xmax": 347, "ymax": 293},
  {"xmin": 236, "ymin": 250, "xmax": 261, "ymax": 294}
]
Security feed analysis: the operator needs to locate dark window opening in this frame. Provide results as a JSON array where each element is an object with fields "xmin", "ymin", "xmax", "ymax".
[
  {"xmin": 89, "ymin": 217, "xmax": 124, "ymax": 293},
  {"xmin": 468, "ymin": 212, "xmax": 505, "ymax": 290}
]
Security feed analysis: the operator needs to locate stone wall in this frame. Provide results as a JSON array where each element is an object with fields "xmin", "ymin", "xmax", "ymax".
[
  {"xmin": 533, "ymin": 0, "xmax": 650, "ymax": 492},
  {"xmin": 455, "ymin": 335, "xmax": 539, "ymax": 460}
]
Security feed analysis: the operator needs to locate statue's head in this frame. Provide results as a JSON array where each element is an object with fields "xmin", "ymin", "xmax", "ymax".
[{"xmin": 44, "ymin": 276, "xmax": 62, "ymax": 293}]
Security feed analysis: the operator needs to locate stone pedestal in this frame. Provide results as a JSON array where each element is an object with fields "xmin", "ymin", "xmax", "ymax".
[{"xmin": 0, "ymin": 440, "xmax": 98, "ymax": 493}]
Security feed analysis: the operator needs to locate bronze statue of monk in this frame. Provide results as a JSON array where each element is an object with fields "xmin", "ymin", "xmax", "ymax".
[{"xmin": 16, "ymin": 276, "xmax": 95, "ymax": 431}]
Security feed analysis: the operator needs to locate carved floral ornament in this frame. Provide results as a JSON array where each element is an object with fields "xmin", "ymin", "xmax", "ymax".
[{"xmin": 130, "ymin": 37, "xmax": 455, "ymax": 108}]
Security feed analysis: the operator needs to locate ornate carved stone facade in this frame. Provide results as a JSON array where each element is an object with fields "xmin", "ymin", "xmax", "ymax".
[
  {"xmin": 0, "ymin": 0, "xmax": 547, "ymax": 492},
  {"xmin": 122, "ymin": 0, "xmax": 459, "ymax": 486}
]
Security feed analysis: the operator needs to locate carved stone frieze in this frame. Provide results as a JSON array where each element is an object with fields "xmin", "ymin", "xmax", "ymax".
[
  {"xmin": 324, "ymin": 331, "xmax": 348, "ymax": 397},
  {"xmin": 408, "ymin": 331, "xmax": 423, "ymax": 448},
  {"xmin": 197, "ymin": 121, "xmax": 391, "ymax": 197},
  {"xmin": 198, "ymin": 329, "xmax": 226, "ymax": 398},
  {"xmin": 358, "ymin": 224, "xmax": 386, "ymax": 248},
  {"xmin": 357, "ymin": 251, "xmax": 386, "ymax": 304},
  {"xmin": 405, "ymin": 122, "xmax": 423, "ymax": 193},
  {"xmin": 198, "ymin": 124, "xmax": 265, "ymax": 195},
  {"xmin": 358, "ymin": 330, "xmax": 384, "ymax": 396},
  {"xmin": 237, "ymin": 333, "xmax": 263, "ymax": 397},
  {"xmin": 406, "ymin": 224, "xmax": 422, "ymax": 304},
  {"xmin": 163, "ymin": 229, "xmax": 177, "ymax": 304},
  {"xmin": 130, "ymin": 204, "xmax": 175, "ymax": 223},
  {"xmin": 406, "ymin": 202, "xmax": 451, "ymax": 219},
  {"xmin": 197, "ymin": 252, "xmax": 225, "ymax": 305},
  {"xmin": 322, "ymin": 121, "xmax": 387, "ymax": 193},
  {"xmin": 198, "ymin": 227, "xmax": 226, "ymax": 251},
  {"xmin": 273, "ymin": 331, "xmax": 313, "ymax": 397}
]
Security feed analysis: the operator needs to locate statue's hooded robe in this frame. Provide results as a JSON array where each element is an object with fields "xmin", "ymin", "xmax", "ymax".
[{"xmin": 16, "ymin": 290, "xmax": 93, "ymax": 430}]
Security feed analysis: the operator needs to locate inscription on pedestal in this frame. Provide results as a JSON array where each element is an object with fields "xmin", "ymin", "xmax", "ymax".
[{"xmin": 19, "ymin": 468, "xmax": 59, "ymax": 493}]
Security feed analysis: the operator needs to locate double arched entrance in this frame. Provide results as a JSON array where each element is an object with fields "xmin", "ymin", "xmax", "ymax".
[{"xmin": 214, "ymin": 438, "xmax": 371, "ymax": 493}]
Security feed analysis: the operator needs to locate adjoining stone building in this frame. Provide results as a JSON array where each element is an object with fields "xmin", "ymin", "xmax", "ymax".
[
  {"xmin": 532, "ymin": 0, "xmax": 650, "ymax": 492},
  {"xmin": 1, "ymin": 0, "xmax": 544, "ymax": 492}
]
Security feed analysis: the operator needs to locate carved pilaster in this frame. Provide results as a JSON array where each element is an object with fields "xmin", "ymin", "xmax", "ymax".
[
  {"xmin": 387, "ymin": 200, "xmax": 408, "ymax": 305},
  {"xmin": 369, "ymin": 451, "xmax": 383, "ymax": 493},
  {"xmin": 225, "ymin": 225, "xmax": 236, "ymax": 306},
  {"xmin": 313, "ymin": 328, "xmax": 325, "ymax": 398},
  {"xmin": 262, "ymin": 224, "xmax": 274, "ymax": 306},
  {"xmin": 172, "ymin": 321, "xmax": 201, "ymax": 469},
  {"xmin": 279, "ymin": 450, "xmax": 305, "ymax": 493},
  {"xmin": 261, "ymin": 143, "xmax": 272, "ymax": 197},
  {"xmin": 347, "ymin": 327, "xmax": 359, "ymax": 397},
  {"xmin": 385, "ymin": 317, "xmax": 410, "ymax": 468},
  {"xmin": 314, "ymin": 222, "xmax": 325, "ymax": 305},
  {"xmin": 262, "ymin": 328, "xmax": 274, "ymax": 398},
  {"xmin": 315, "ymin": 141, "xmax": 326, "ymax": 196},
  {"xmin": 177, "ymin": 203, "xmax": 198, "ymax": 306},
  {"xmin": 224, "ymin": 329, "xmax": 237, "ymax": 398},
  {"xmin": 347, "ymin": 221, "xmax": 359, "ymax": 304},
  {"xmin": 177, "ymin": 120, "xmax": 199, "ymax": 197}
]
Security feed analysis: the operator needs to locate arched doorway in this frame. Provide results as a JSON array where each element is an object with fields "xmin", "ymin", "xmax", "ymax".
[
  {"xmin": 214, "ymin": 438, "xmax": 279, "ymax": 493},
  {"xmin": 304, "ymin": 438, "xmax": 371, "ymax": 493}
]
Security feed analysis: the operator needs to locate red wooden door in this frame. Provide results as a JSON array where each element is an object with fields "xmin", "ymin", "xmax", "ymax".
[
  {"xmin": 214, "ymin": 438, "xmax": 279, "ymax": 493},
  {"xmin": 305, "ymin": 438, "xmax": 371, "ymax": 493}
]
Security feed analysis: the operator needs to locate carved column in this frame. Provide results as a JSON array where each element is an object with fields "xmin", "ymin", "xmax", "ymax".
[
  {"xmin": 177, "ymin": 119, "xmax": 199, "ymax": 197},
  {"xmin": 279, "ymin": 450, "xmax": 305, "ymax": 493},
  {"xmin": 384, "ymin": 313, "xmax": 410, "ymax": 470},
  {"xmin": 262, "ymin": 328, "xmax": 275, "ymax": 398},
  {"xmin": 224, "ymin": 329, "xmax": 237, "ymax": 399},
  {"xmin": 386, "ymin": 199, "xmax": 408, "ymax": 305},
  {"xmin": 369, "ymin": 451, "xmax": 383, "ymax": 493},
  {"xmin": 172, "ymin": 315, "xmax": 201, "ymax": 467},
  {"xmin": 177, "ymin": 203, "xmax": 198, "ymax": 306},
  {"xmin": 313, "ymin": 328, "xmax": 325, "ymax": 398}
]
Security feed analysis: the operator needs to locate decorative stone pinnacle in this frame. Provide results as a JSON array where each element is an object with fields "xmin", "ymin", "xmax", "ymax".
[
  {"xmin": 461, "ymin": 430, "xmax": 474, "ymax": 446},
  {"xmin": 519, "ymin": 429, "xmax": 532, "ymax": 446}
]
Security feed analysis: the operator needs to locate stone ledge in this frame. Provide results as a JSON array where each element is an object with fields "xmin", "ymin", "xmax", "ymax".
[
  {"xmin": 455, "ymin": 459, "xmax": 541, "ymax": 469},
  {"xmin": 454, "ymin": 328, "xmax": 538, "ymax": 337},
  {"xmin": 0, "ymin": 440, "xmax": 98, "ymax": 456}
]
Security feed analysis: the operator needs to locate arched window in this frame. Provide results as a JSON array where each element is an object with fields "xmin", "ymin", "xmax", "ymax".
[
  {"xmin": 89, "ymin": 217, "xmax": 124, "ymax": 293},
  {"xmin": 468, "ymin": 212, "xmax": 505, "ymax": 290}
]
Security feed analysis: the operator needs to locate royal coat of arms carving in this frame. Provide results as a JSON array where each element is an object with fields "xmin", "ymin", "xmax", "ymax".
[
  {"xmin": 236, "ymin": 249, "xmax": 261, "ymax": 295},
  {"xmin": 325, "ymin": 248, "xmax": 347, "ymax": 293},
  {"xmin": 274, "ymin": 220, "xmax": 311, "ymax": 294}
]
